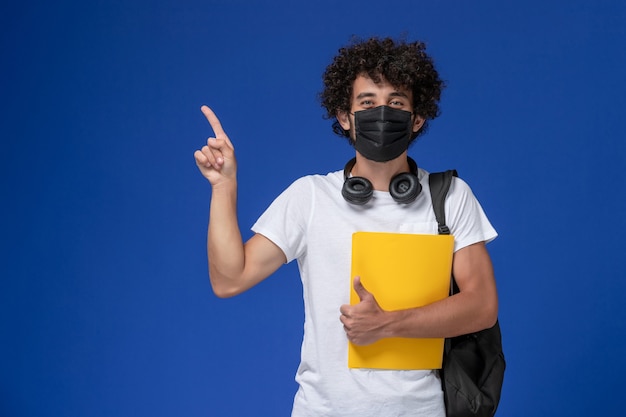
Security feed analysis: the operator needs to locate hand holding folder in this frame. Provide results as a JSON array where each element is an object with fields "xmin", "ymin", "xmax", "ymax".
[{"xmin": 348, "ymin": 231, "xmax": 454, "ymax": 370}]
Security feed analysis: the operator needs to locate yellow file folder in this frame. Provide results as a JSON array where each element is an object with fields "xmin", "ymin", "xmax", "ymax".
[{"xmin": 349, "ymin": 231, "xmax": 454, "ymax": 370}]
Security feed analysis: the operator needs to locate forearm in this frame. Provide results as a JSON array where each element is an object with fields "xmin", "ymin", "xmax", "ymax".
[
  {"xmin": 385, "ymin": 288, "xmax": 498, "ymax": 339},
  {"xmin": 385, "ymin": 242, "xmax": 500, "ymax": 339},
  {"xmin": 207, "ymin": 182, "xmax": 246, "ymax": 297}
]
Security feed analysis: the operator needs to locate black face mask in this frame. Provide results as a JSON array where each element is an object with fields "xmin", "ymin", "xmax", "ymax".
[{"xmin": 353, "ymin": 106, "xmax": 413, "ymax": 162}]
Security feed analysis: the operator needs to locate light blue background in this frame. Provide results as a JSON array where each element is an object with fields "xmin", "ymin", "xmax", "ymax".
[{"xmin": 2, "ymin": 0, "xmax": 625, "ymax": 416}]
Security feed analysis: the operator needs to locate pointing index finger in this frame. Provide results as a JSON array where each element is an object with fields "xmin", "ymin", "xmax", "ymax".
[{"xmin": 201, "ymin": 105, "xmax": 226, "ymax": 137}]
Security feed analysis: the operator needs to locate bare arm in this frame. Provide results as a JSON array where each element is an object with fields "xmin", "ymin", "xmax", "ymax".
[
  {"xmin": 340, "ymin": 241, "xmax": 498, "ymax": 345},
  {"xmin": 194, "ymin": 106, "xmax": 286, "ymax": 298}
]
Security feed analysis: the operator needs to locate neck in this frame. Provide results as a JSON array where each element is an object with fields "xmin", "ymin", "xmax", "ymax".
[{"xmin": 351, "ymin": 152, "xmax": 411, "ymax": 191}]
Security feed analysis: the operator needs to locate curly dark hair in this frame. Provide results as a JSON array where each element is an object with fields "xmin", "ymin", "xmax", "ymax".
[{"xmin": 320, "ymin": 37, "xmax": 444, "ymax": 142}]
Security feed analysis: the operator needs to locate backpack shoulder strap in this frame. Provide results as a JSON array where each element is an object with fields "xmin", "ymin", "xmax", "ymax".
[
  {"xmin": 429, "ymin": 169, "xmax": 459, "ymax": 297},
  {"xmin": 428, "ymin": 170, "xmax": 458, "ymax": 236}
]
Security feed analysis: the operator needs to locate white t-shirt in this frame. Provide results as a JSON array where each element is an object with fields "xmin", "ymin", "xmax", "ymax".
[{"xmin": 252, "ymin": 167, "xmax": 497, "ymax": 417}]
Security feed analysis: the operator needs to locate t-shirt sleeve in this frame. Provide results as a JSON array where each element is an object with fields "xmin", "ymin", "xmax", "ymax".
[
  {"xmin": 251, "ymin": 176, "xmax": 313, "ymax": 263},
  {"xmin": 446, "ymin": 177, "xmax": 498, "ymax": 252}
]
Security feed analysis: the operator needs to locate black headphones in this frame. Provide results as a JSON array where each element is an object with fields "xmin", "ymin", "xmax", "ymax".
[{"xmin": 341, "ymin": 157, "xmax": 422, "ymax": 205}]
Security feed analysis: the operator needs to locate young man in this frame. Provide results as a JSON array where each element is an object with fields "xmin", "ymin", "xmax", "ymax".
[{"xmin": 194, "ymin": 37, "xmax": 498, "ymax": 417}]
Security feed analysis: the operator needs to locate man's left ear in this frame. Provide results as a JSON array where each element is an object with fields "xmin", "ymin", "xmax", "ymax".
[{"xmin": 412, "ymin": 115, "xmax": 425, "ymax": 133}]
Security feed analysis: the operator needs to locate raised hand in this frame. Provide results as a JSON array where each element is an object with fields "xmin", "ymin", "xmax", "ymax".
[
  {"xmin": 340, "ymin": 276, "xmax": 388, "ymax": 346},
  {"xmin": 194, "ymin": 105, "xmax": 237, "ymax": 188}
]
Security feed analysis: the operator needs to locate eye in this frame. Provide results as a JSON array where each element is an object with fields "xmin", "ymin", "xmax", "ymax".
[{"xmin": 359, "ymin": 99, "xmax": 375, "ymax": 107}]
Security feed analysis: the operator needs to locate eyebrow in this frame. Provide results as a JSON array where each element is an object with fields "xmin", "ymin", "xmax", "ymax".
[
  {"xmin": 355, "ymin": 92, "xmax": 376, "ymax": 99},
  {"xmin": 355, "ymin": 91, "xmax": 409, "ymax": 99}
]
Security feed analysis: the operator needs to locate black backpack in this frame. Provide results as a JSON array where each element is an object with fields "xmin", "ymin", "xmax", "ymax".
[{"xmin": 429, "ymin": 171, "xmax": 506, "ymax": 417}]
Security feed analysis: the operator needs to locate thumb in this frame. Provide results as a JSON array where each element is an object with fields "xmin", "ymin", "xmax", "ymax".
[
  {"xmin": 353, "ymin": 276, "xmax": 373, "ymax": 302},
  {"xmin": 207, "ymin": 136, "xmax": 234, "ymax": 158}
]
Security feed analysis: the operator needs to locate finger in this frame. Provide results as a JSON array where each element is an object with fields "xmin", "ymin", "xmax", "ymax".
[
  {"xmin": 201, "ymin": 105, "xmax": 227, "ymax": 138},
  {"xmin": 202, "ymin": 106, "xmax": 235, "ymax": 150},
  {"xmin": 339, "ymin": 304, "xmax": 350, "ymax": 316},
  {"xmin": 340, "ymin": 313, "xmax": 352, "ymax": 334},
  {"xmin": 194, "ymin": 149, "xmax": 210, "ymax": 166},
  {"xmin": 206, "ymin": 138, "xmax": 230, "ymax": 166},
  {"xmin": 201, "ymin": 143, "xmax": 223, "ymax": 168},
  {"xmin": 353, "ymin": 276, "xmax": 372, "ymax": 302}
]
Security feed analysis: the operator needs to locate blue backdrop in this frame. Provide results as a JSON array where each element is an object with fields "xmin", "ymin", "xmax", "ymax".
[{"xmin": 2, "ymin": 0, "xmax": 625, "ymax": 416}]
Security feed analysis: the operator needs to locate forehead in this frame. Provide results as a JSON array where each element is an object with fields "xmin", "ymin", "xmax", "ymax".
[{"xmin": 351, "ymin": 74, "xmax": 412, "ymax": 100}]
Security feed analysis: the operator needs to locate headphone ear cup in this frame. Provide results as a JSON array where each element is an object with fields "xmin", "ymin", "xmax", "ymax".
[
  {"xmin": 342, "ymin": 176, "xmax": 374, "ymax": 205},
  {"xmin": 389, "ymin": 172, "xmax": 421, "ymax": 204}
]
